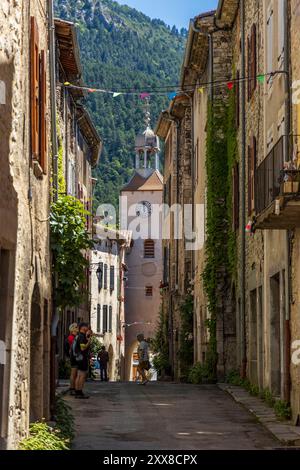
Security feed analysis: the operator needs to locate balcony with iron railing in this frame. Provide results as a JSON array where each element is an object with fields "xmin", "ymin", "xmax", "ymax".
[{"xmin": 254, "ymin": 135, "xmax": 300, "ymax": 229}]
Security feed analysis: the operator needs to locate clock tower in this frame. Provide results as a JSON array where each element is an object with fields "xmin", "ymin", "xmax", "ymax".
[{"xmin": 120, "ymin": 99, "xmax": 163, "ymax": 381}]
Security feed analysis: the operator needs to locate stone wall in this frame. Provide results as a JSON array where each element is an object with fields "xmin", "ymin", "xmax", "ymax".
[
  {"xmin": 0, "ymin": 0, "xmax": 52, "ymax": 449},
  {"xmin": 290, "ymin": 0, "xmax": 300, "ymax": 420}
]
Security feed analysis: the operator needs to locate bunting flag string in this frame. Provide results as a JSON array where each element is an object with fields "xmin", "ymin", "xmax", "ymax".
[{"xmin": 62, "ymin": 70, "xmax": 286, "ymax": 99}]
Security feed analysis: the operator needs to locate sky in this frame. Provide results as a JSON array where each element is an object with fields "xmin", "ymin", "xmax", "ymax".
[{"xmin": 116, "ymin": 0, "xmax": 219, "ymax": 30}]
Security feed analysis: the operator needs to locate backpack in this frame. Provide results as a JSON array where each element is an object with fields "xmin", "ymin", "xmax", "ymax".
[
  {"xmin": 64, "ymin": 337, "xmax": 71, "ymax": 358},
  {"xmin": 72, "ymin": 335, "xmax": 83, "ymax": 362}
]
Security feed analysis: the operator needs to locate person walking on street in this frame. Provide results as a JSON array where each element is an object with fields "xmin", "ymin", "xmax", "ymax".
[
  {"xmin": 73, "ymin": 323, "xmax": 92, "ymax": 399},
  {"xmin": 97, "ymin": 346, "xmax": 109, "ymax": 382},
  {"xmin": 137, "ymin": 333, "xmax": 150, "ymax": 385},
  {"xmin": 67, "ymin": 323, "xmax": 78, "ymax": 395}
]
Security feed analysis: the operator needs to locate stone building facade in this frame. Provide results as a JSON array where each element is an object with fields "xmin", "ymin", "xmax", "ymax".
[
  {"xmin": 289, "ymin": 0, "xmax": 300, "ymax": 421},
  {"xmin": 156, "ymin": 11, "xmax": 236, "ymax": 380},
  {"xmin": 0, "ymin": 0, "xmax": 52, "ymax": 449},
  {"xmin": 54, "ymin": 19, "xmax": 102, "ymax": 359},
  {"xmin": 156, "ymin": 0, "xmax": 300, "ymax": 422},
  {"xmin": 120, "ymin": 120, "xmax": 163, "ymax": 381},
  {"xmin": 156, "ymin": 94, "xmax": 193, "ymax": 379},
  {"xmin": 90, "ymin": 227, "xmax": 131, "ymax": 381},
  {"xmin": 0, "ymin": 5, "xmax": 102, "ymax": 449},
  {"xmin": 218, "ymin": 0, "xmax": 294, "ymax": 408}
]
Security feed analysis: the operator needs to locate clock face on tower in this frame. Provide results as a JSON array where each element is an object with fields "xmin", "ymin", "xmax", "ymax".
[{"xmin": 136, "ymin": 201, "xmax": 152, "ymax": 218}]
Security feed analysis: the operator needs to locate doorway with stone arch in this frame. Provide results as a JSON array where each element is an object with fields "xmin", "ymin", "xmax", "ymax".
[{"xmin": 29, "ymin": 283, "xmax": 43, "ymax": 422}]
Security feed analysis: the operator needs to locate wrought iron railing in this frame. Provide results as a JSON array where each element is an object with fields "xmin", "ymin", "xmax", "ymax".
[{"xmin": 255, "ymin": 135, "xmax": 300, "ymax": 214}]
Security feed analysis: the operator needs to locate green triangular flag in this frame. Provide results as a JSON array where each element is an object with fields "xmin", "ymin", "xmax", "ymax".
[{"xmin": 257, "ymin": 75, "xmax": 265, "ymax": 83}]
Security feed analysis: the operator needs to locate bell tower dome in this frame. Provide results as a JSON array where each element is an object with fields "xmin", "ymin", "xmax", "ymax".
[{"xmin": 135, "ymin": 98, "xmax": 160, "ymax": 175}]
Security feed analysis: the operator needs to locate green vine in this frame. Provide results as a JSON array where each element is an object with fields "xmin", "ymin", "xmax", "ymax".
[
  {"xmin": 151, "ymin": 306, "xmax": 170, "ymax": 374},
  {"xmin": 50, "ymin": 195, "xmax": 93, "ymax": 309},
  {"xmin": 202, "ymin": 99, "xmax": 229, "ymax": 378},
  {"xmin": 178, "ymin": 293, "xmax": 194, "ymax": 379}
]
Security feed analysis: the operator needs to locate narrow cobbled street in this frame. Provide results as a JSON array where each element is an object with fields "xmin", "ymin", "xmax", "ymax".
[{"xmin": 65, "ymin": 382, "xmax": 280, "ymax": 450}]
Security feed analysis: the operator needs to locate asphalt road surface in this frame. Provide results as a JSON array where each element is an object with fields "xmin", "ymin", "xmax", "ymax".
[{"xmin": 65, "ymin": 381, "xmax": 280, "ymax": 450}]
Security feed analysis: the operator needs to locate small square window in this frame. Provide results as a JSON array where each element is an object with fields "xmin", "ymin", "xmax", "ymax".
[{"xmin": 145, "ymin": 286, "xmax": 153, "ymax": 297}]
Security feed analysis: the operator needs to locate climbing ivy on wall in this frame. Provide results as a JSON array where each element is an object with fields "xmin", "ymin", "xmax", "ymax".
[
  {"xmin": 178, "ymin": 292, "xmax": 194, "ymax": 378},
  {"xmin": 202, "ymin": 98, "xmax": 230, "ymax": 379},
  {"xmin": 152, "ymin": 305, "xmax": 170, "ymax": 374}
]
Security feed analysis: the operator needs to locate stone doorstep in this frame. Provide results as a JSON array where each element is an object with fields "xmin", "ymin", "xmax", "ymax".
[{"xmin": 218, "ymin": 383, "xmax": 300, "ymax": 447}]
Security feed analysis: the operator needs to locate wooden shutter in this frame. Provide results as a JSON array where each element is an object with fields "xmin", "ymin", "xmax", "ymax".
[
  {"xmin": 248, "ymin": 145, "xmax": 252, "ymax": 215},
  {"xmin": 248, "ymin": 24, "xmax": 257, "ymax": 100},
  {"xmin": 248, "ymin": 137, "xmax": 257, "ymax": 215},
  {"xmin": 104, "ymin": 264, "xmax": 108, "ymax": 289},
  {"xmin": 109, "ymin": 306, "xmax": 112, "ymax": 333},
  {"xmin": 110, "ymin": 266, "xmax": 115, "ymax": 291},
  {"xmin": 103, "ymin": 306, "xmax": 108, "ymax": 333},
  {"xmin": 97, "ymin": 262, "xmax": 103, "ymax": 292},
  {"xmin": 247, "ymin": 36, "xmax": 251, "ymax": 101},
  {"xmin": 39, "ymin": 50, "xmax": 47, "ymax": 173},
  {"xmin": 97, "ymin": 305, "xmax": 101, "ymax": 333},
  {"xmin": 30, "ymin": 17, "xmax": 39, "ymax": 159}
]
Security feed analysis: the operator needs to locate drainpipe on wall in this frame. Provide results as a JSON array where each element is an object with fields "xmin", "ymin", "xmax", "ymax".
[
  {"xmin": 48, "ymin": 0, "xmax": 59, "ymax": 416},
  {"xmin": 240, "ymin": 0, "xmax": 247, "ymax": 378},
  {"xmin": 283, "ymin": 0, "xmax": 291, "ymax": 403}
]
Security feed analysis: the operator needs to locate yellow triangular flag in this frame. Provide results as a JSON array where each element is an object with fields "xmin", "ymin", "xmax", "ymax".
[
  {"xmin": 199, "ymin": 87, "xmax": 204, "ymax": 94},
  {"xmin": 64, "ymin": 81, "xmax": 71, "ymax": 86}
]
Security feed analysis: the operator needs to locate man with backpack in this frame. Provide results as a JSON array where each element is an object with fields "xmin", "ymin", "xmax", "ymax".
[
  {"xmin": 73, "ymin": 322, "xmax": 92, "ymax": 399},
  {"xmin": 137, "ymin": 334, "xmax": 150, "ymax": 385}
]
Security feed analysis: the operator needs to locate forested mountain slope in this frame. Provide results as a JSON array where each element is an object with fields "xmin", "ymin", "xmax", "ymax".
[{"xmin": 55, "ymin": 0, "xmax": 186, "ymax": 209}]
